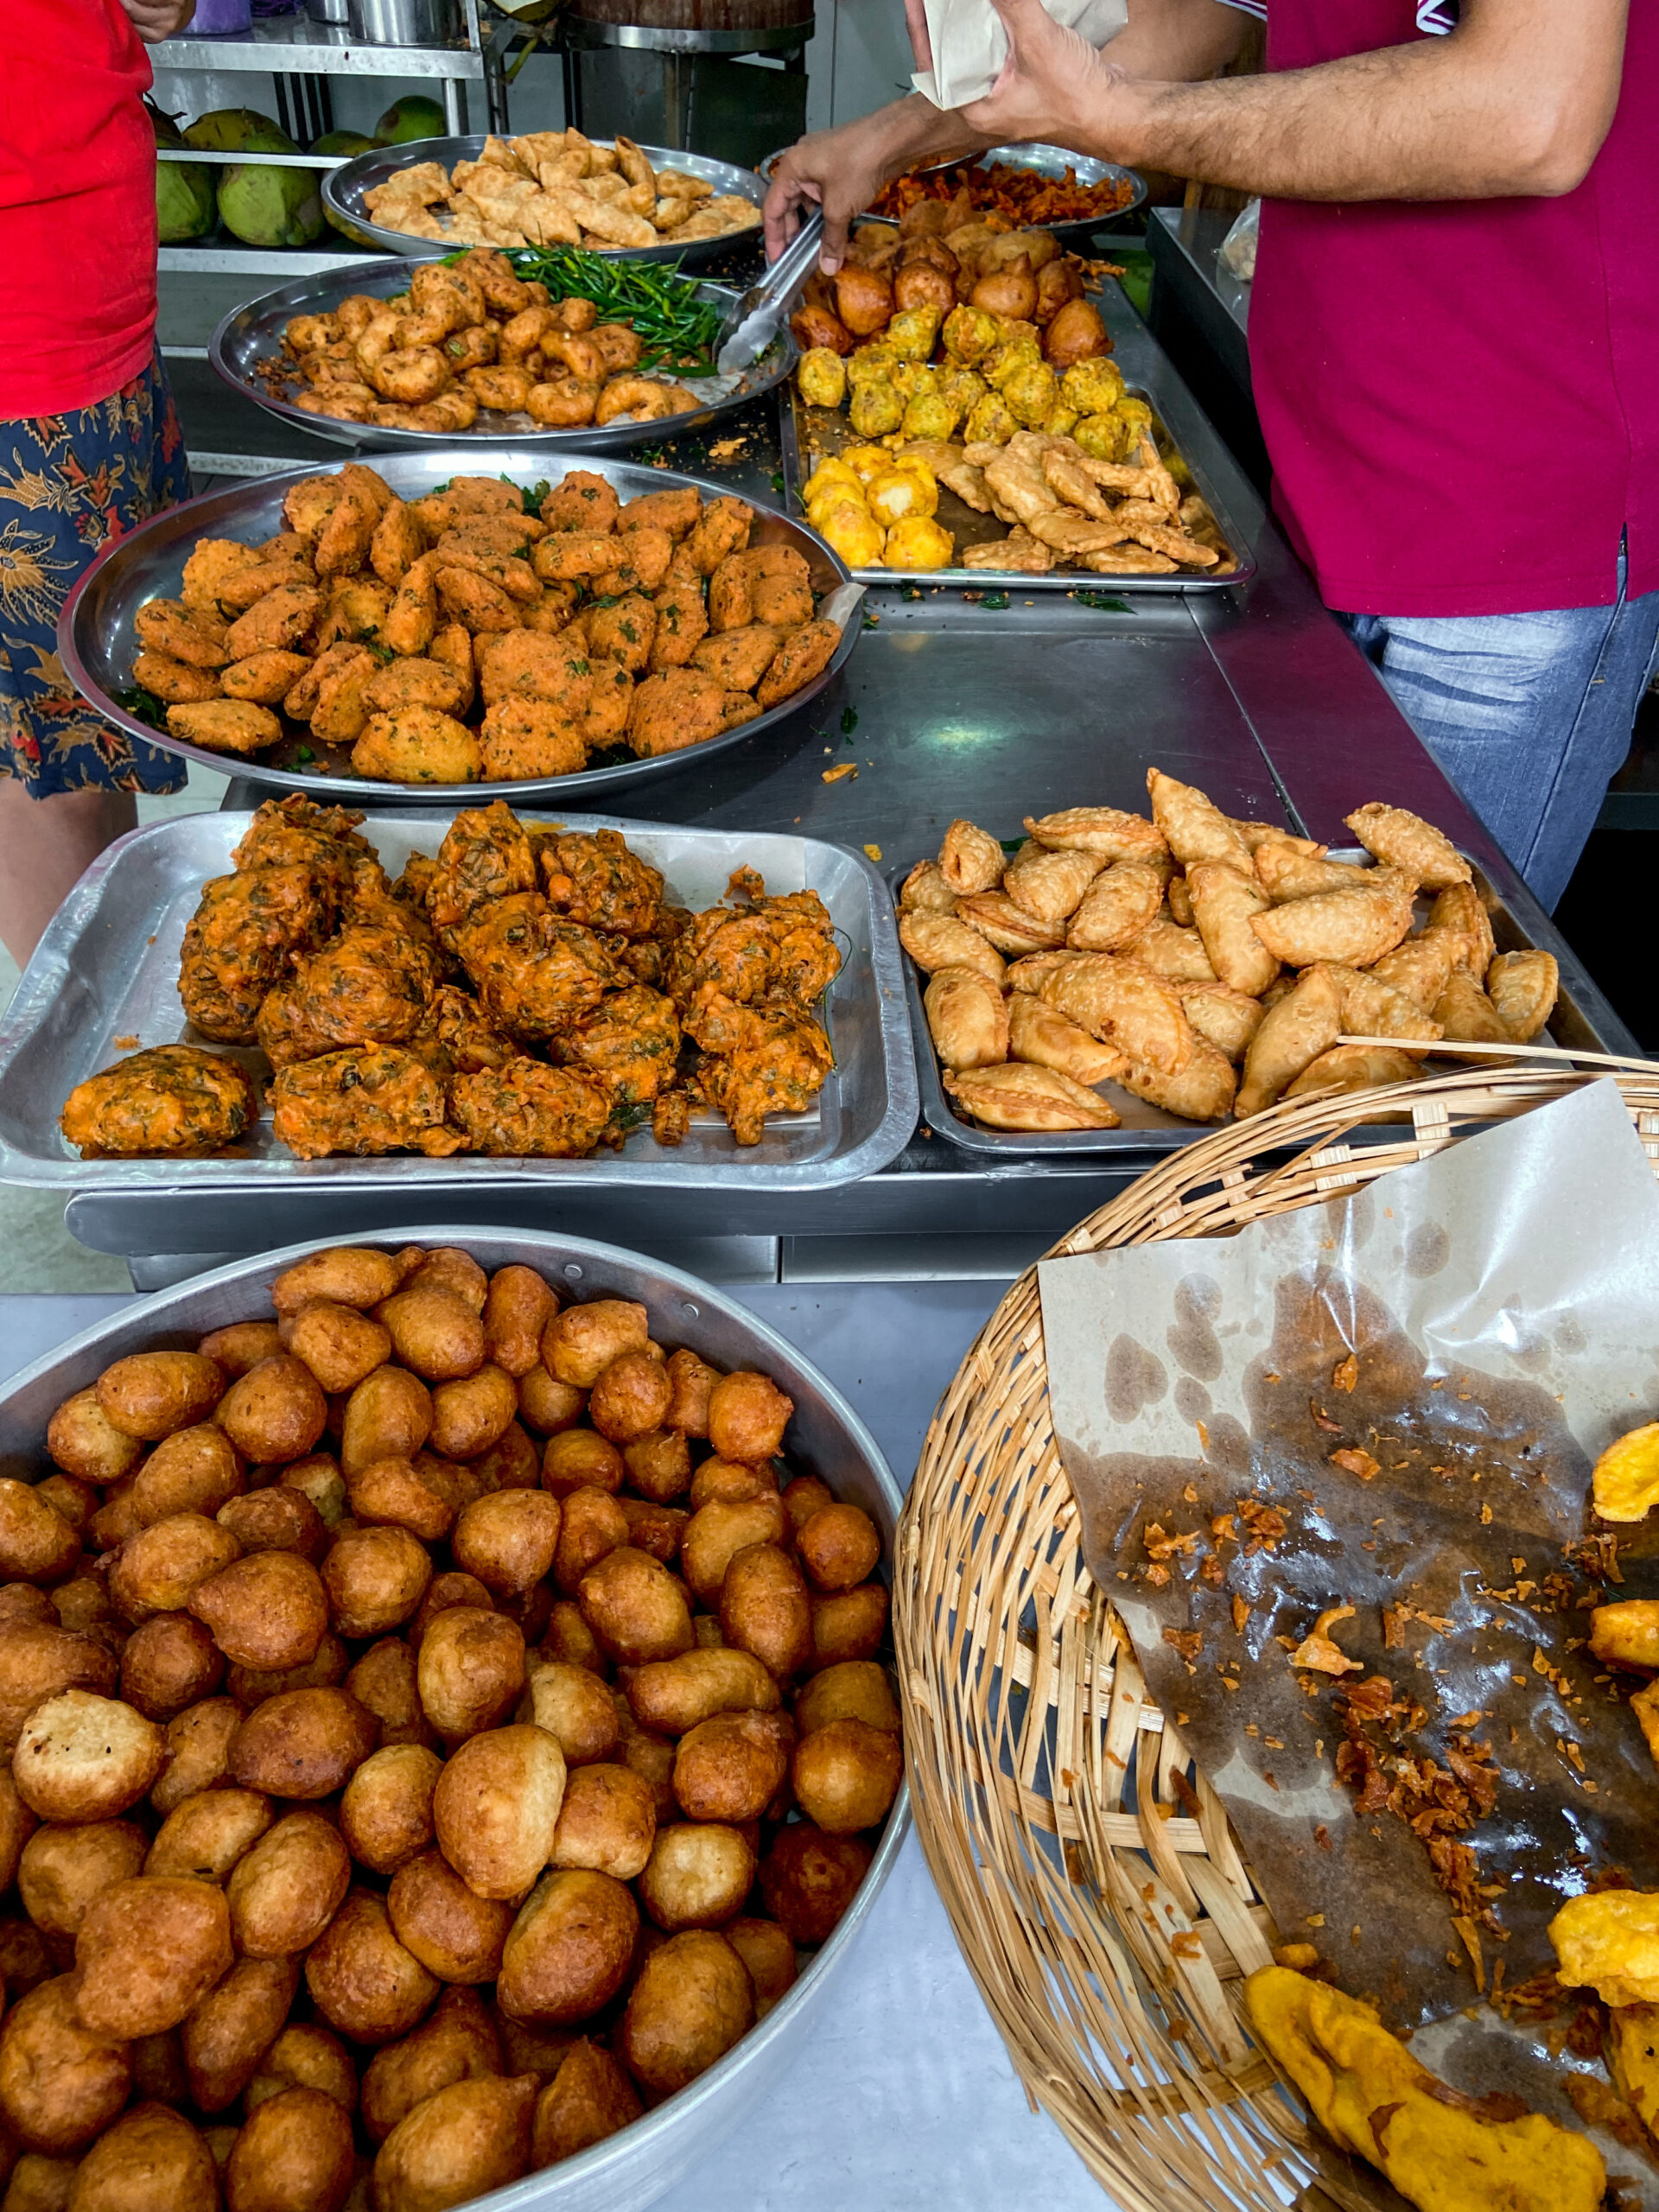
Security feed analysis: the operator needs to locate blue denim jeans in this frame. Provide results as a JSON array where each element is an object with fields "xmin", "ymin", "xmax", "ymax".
[{"xmin": 1337, "ymin": 554, "xmax": 1659, "ymax": 912}]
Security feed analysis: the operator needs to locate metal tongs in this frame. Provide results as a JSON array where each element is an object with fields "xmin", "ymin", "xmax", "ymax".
[{"xmin": 715, "ymin": 210, "xmax": 825, "ymax": 378}]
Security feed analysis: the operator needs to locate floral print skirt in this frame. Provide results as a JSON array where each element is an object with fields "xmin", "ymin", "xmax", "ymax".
[{"xmin": 0, "ymin": 352, "xmax": 191, "ymax": 798}]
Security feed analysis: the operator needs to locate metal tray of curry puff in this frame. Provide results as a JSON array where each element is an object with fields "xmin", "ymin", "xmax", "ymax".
[
  {"xmin": 210, "ymin": 258, "xmax": 798, "ymax": 458},
  {"xmin": 0, "ymin": 811, "xmax": 917, "ymax": 1194},
  {"xmin": 59, "ymin": 449, "xmax": 861, "ymax": 806}
]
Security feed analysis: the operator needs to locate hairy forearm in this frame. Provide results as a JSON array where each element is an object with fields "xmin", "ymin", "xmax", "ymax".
[{"xmin": 870, "ymin": 92, "xmax": 1001, "ymax": 169}]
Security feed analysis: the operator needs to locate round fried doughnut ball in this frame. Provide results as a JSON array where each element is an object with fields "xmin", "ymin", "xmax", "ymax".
[
  {"xmin": 228, "ymin": 1809, "xmax": 352, "ymax": 1958},
  {"xmin": 305, "ymin": 1891, "xmax": 439, "ymax": 2046},
  {"xmin": 360, "ymin": 1986, "xmax": 501, "ymax": 2145},
  {"xmin": 522, "ymin": 1660, "xmax": 616, "ymax": 1766},
  {"xmin": 550, "ymin": 1763, "xmax": 656, "ymax": 1881},
  {"xmin": 226, "ymin": 2086, "xmax": 355, "ymax": 2212},
  {"xmin": 796, "ymin": 1503, "xmax": 881, "ymax": 1592},
  {"xmin": 531, "ymin": 2039, "xmax": 641, "ymax": 2167},
  {"xmin": 719, "ymin": 1541, "xmax": 812, "ymax": 1677},
  {"xmin": 284, "ymin": 1301, "xmax": 392, "ymax": 1396},
  {"xmin": 217, "ymin": 1358, "xmax": 327, "ymax": 1465},
  {"xmin": 541, "ymin": 1430, "xmax": 623, "ymax": 1498},
  {"xmin": 145, "ymin": 1786, "xmax": 272, "ymax": 1883},
  {"xmin": 543, "ymin": 1300, "xmax": 649, "ymax": 1390},
  {"xmin": 577, "ymin": 1548, "xmax": 692, "ymax": 1665},
  {"xmin": 18, "ymin": 1821, "xmax": 148, "ymax": 1944},
  {"xmin": 152, "ymin": 1698, "xmax": 239, "ymax": 1815},
  {"xmin": 228, "ymin": 1688, "xmax": 376, "ymax": 1801},
  {"xmin": 245, "ymin": 2022, "xmax": 358, "ymax": 2117},
  {"xmin": 271, "ymin": 1248, "xmax": 401, "ymax": 1315},
  {"xmin": 188, "ymin": 1550, "xmax": 329, "ymax": 1671},
  {"xmin": 619, "ymin": 1929, "xmax": 754, "ymax": 2096},
  {"xmin": 378, "ymin": 1287, "xmax": 485, "ymax": 1383},
  {"xmin": 517, "ymin": 1370, "xmax": 584, "ymax": 1437},
  {"xmin": 673, "ymin": 1712, "xmax": 792, "ymax": 1825},
  {"xmin": 496, "ymin": 1869, "xmax": 639, "ymax": 2026},
  {"xmin": 726, "ymin": 1916, "xmax": 798, "ymax": 2019},
  {"xmin": 133, "ymin": 1425, "xmax": 245, "ymax": 1527},
  {"xmin": 182, "ymin": 1953, "xmax": 300, "ymax": 2113},
  {"xmin": 111, "ymin": 1516, "xmax": 240, "ymax": 1624},
  {"xmin": 75, "ymin": 1876, "xmax": 233, "ymax": 2038},
  {"xmin": 321, "ymin": 1525, "xmax": 431, "ymax": 1639},
  {"xmin": 452, "ymin": 1491, "xmax": 561, "ymax": 1599},
  {"xmin": 47, "ymin": 1388, "xmax": 143, "ymax": 1488},
  {"xmin": 14, "ymin": 1691, "xmax": 164, "ymax": 1822},
  {"xmin": 372, "ymin": 2074, "xmax": 537, "ymax": 2212},
  {"xmin": 387, "ymin": 1849, "xmax": 515, "ymax": 1986},
  {"xmin": 0, "ymin": 1974, "xmax": 132, "ymax": 2152},
  {"xmin": 70, "ymin": 2101, "xmax": 218, "ymax": 2212},
  {"xmin": 433, "ymin": 1723, "xmax": 566, "ymax": 1900},
  {"xmin": 706, "ymin": 1370, "xmax": 793, "ymax": 1465},
  {"xmin": 808, "ymin": 1583, "xmax": 889, "ymax": 1670},
  {"xmin": 795, "ymin": 1659, "xmax": 902, "ymax": 1737},
  {"xmin": 587, "ymin": 1351, "xmax": 671, "ymax": 1446},
  {"xmin": 340, "ymin": 1744, "xmax": 442, "ymax": 1874},
  {"xmin": 120, "ymin": 1612, "xmax": 224, "ymax": 1719},
  {"xmin": 791, "ymin": 1716, "xmax": 903, "ymax": 1834},
  {"xmin": 416, "ymin": 1606, "xmax": 525, "ymax": 1742},
  {"xmin": 96, "ymin": 1352, "xmax": 225, "ymax": 1442},
  {"xmin": 0, "ymin": 1482, "xmax": 79, "ymax": 1586},
  {"xmin": 483, "ymin": 1267, "xmax": 556, "ymax": 1379},
  {"xmin": 664, "ymin": 1348, "xmax": 717, "ymax": 1439},
  {"xmin": 638, "ymin": 1822, "xmax": 754, "ymax": 1932},
  {"xmin": 429, "ymin": 1367, "xmax": 517, "ymax": 1460},
  {"xmin": 759, "ymin": 1822, "xmax": 873, "ymax": 1945}
]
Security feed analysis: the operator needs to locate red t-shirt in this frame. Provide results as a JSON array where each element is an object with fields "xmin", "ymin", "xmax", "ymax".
[
  {"xmin": 1247, "ymin": 0, "xmax": 1659, "ymax": 617},
  {"xmin": 0, "ymin": 0, "xmax": 158, "ymax": 417}
]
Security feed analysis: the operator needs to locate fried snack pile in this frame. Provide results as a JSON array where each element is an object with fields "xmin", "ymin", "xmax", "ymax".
[
  {"xmin": 273, "ymin": 250, "xmax": 702, "ymax": 435},
  {"xmin": 1243, "ymin": 1966, "xmax": 1605, "ymax": 2212},
  {"xmin": 790, "ymin": 218, "xmax": 1230, "ymax": 575},
  {"xmin": 0, "ymin": 1242, "xmax": 900, "ymax": 2211},
  {"xmin": 130, "ymin": 464, "xmax": 843, "ymax": 782},
  {"xmin": 899, "ymin": 768, "xmax": 1560, "ymax": 1133},
  {"xmin": 868, "ymin": 162, "xmax": 1136, "ymax": 228},
  {"xmin": 59, "ymin": 797, "xmax": 841, "ymax": 1162},
  {"xmin": 362, "ymin": 129, "xmax": 760, "ymax": 253}
]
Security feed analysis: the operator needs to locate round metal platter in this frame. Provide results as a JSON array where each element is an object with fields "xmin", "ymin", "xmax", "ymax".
[
  {"xmin": 59, "ymin": 448, "xmax": 861, "ymax": 806},
  {"xmin": 208, "ymin": 257, "xmax": 798, "ymax": 457},
  {"xmin": 763, "ymin": 141, "xmax": 1146, "ymax": 246},
  {"xmin": 322, "ymin": 135, "xmax": 767, "ymax": 266}
]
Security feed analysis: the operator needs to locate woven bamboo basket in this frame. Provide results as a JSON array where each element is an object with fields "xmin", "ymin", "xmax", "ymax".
[{"xmin": 895, "ymin": 1052, "xmax": 1659, "ymax": 2212}]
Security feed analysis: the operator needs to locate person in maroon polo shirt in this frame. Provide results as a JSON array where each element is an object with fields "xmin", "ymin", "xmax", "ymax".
[{"xmin": 764, "ymin": 0, "xmax": 1657, "ymax": 912}]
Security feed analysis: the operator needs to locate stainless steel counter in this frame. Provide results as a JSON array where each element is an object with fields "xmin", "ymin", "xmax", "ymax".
[{"xmin": 65, "ymin": 270, "xmax": 1634, "ymax": 1273}]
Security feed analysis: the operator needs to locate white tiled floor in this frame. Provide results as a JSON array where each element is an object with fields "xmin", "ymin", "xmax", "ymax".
[{"xmin": 1, "ymin": 766, "xmax": 229, "ymax": 1291}]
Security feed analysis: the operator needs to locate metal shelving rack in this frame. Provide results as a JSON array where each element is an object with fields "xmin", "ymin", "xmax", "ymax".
[{"xmin": 151, "ymin": 0, "xmax": 510, "ymax": 282}]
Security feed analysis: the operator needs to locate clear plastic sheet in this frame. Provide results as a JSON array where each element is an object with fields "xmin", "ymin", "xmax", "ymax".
[{"xmin": 1038, "ymin": 1082, "xmax": 1659, "ymax": 2196}]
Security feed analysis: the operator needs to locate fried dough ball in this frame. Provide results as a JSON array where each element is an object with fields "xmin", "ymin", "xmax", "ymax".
[
  {"xmin": 18, "ymin": 1821, "xmax": 148, "ymax": 1944},
  {"xmin": 133, "ymin": 1425, "xmax": 244, "ymax": 1526},
  {"xmin": 346, "ymin": 1637, "xmax": 429, "ymax": 1746},
  {"xmin": 380, "ymin": 1288, "xmax": 486, "ymax": 1384},
  {"xmin": 305, "ymin": 1892, "xmax": 439, "ymax": 2046},
  {"xmin": 482, "ymin": 1268, "xmax": 556, "ymax": 1380},
  {"xmin": 372, "ymin": 2074, "xmax": 537, "ymax": 2212},
  {"xmin": 681, "ymin": 1496, "xmax": 789, "ymax": 1606},
  {"xmin": 706, "ymin": 1370, "xmax": 793, "ymax": 1465},
  {"xmin": 531, "ymin": 2039, "xmax": 642, "ymax": 2167},
  {"xmin": 227, "ymin": 1810, "xmax": 350, "ymax": 1957},
  {"xmin": 0, "ymin": 1974, "xmax": 132, "ymax": 2152},
  {"xmin": 621, "ymin": 1430, "xmax": 691, "ymax": 1505},
  {"xmin": 759, "ymin": 1821, "xmax": 871, "ymax": 1945},
  {"xmin": 797, "ymin": 1503, "xmax": 881, "ymax": 1592},
  {"xmin": 14, "ymin": 1691, "xmax": 164, "ymax": 1822},
  {"xmin": 542, "ymin": 1429, "xmax": 623, "ymax": 1497},
  {"xmin": 216, "ymin": 1485, "xmax": 326, "ymax": 1562},
  {"xmin": 809, "ymin": 1582, "xmax": 889, "ymax": 1669},
  {"xmin": 349, "ymin": 1459, "xmax": 456, "ymax": 1547},
  {"xmin": 218, "ymin": 1357, "xmax": 327, "ymax": 1465},
  {"xmin": 550, "ymin": 1763, "xmax": 656, "ymax": 1881},
  {"xmin": 188, "ymin": 1550, "xmax": 329, "ymax": 1671},
  {"xmin": 181, "ymin": 1953, "xmax": 300, "ymax": 2112},
  {"xmin": 638, "ymin": 1821, "xmax": 754, "ymax": 1931},
  {"xmin": 285, "ymin": 1303, "xmax": 392, "ymax": 1395},
  {"xmin": 343, "ymin": 1366, "xmax": 434, "ymax": 1478},
  {"xmin": 96, "ymin": 1353, "xmax": 224, "ymax": 1443},
  {"xmin": 340, "ymin": 1745, "xmax": 442, "ymax": 1873},
  {"xmin": 46, "ymin": 1389, "xmax": 144, "ymax": 1488},
  {"xmin": 523, "ymin": 1660, "xmax": 617, "ymax": 1767},
  {"xmin": 321, "ymin": 1525, "xmax": 431, "ymax": 1639},
  {"xmin": 0, "ymin": 1484, "xmax": 78, "ymax": 1586},
  {"xmin": 551, "ymin": 1488, "xmax": 628, "ymax": 1595},
  {"xmin": 274, "ymin": 1248, "xmax": 402, "ymax": 1314},
  {"xmin": 71, "ymin": 2102, "xmax": 218, "ymax": 2212},
  {"xmin": 587, "ymin": 1351, "xmax": 673, "ymax": 1447},
  {"xmin": 452, "ymin": 1491, "xmax": 561, "ymax": 1599},
  {"xmin": 152, "ymin": 1698, "xmax": 239, "ymax": 1816},
  {"xmin": 110, "ymin": 1515, "xmax": 240, "ymax": 1624},
  {"xmin": 429, "ymin": 1366, "xmax": 517, "ymax": 1460},
  {"xmin": 543, "ymin": 1300, "xmax": 650, "ymax": 1390},
  {"xmin": 578, "ymin": 1547, "xmax": 692, "ymax": 1665},
  {"xmin": 145, "ymin": 1786, "xmax": 271, "ymax": 1883},
  {"xmin": 620, "ymin": 1929, "xmax": 754, "ymax": 2095},
  {"xmin": 726, "ymin": 1916, "xmax": 798, "ymax": 2020},
  {"xmin": 496, "ymin": 1868, "xmax": 638, "ymax": 2025},
  {"xmin": 626, "ymin": 1648, "xmax": 780, "ymax": 1736},
  {"xmin": 75, "ymin": 1876, "xmax": 232, "ymax": 2038},
  {"xmin": 226, "ymin": 2087, "xmax": 354, "ymax": 2212},
  {"xmin": 796, "ymin": 1659, "xmax": 901, "ymax": 1737},
  {"xmin": 360, "ymin": 1987, "xmax": 501, "ymax": 2146},
  {"xmin": 387, "ymin": 1850, "xmax": 515, "ymax": 1986},
  {"xmin": 245, "ymin": 2023, "xmax": 358, "ymax": 2117},
  {"xmin": 433, "ymin": 1723, "xmax": 566, "ymax": 1899},
  {"xmin": 0, "ymin": 1623, "xmax": 118, "ymax": 1756},
  {"xmin": 673, "ymin": 1712, "xmax": 792, "ymax": 1824},
  {"xmin": 791, "ymin": 1716, "xmax": 903, "ymax": 1834},
  {"xmin": 226, "ymin": 1687, "xmax": 376, "ymax": 1800},
  {"xmin": 416, "ymin": 1605, "xmax": 525, "ymax": 1741},
  {"xmin": 718, "ymin": 1541, "xmax": 812, "ymax": 1677}
]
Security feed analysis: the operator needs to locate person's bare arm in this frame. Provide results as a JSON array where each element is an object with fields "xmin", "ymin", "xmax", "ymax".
[
  {"xmin": 119, "ymin": 0, "xmax": 196, "ymax": 41},
  {"xmin": 965, "ymin": 0, "xmax": 1629, "ymax": 200}
]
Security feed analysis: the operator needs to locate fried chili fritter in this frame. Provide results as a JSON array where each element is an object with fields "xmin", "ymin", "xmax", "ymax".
[
  {"xmin": 270, "ymin": 1045, "xmax": 464, "ymax": 1160},
  {"xmin": 448, "ymin": 1060, "xmax": 613, "ymax": 1157},
  {"xmin": 255, "ymin": 924, "xmax": 438, "ymax": 1068},
  {"xmin": 60, "ymin": 1046, "xmax": 257, "ymax": 1160}
]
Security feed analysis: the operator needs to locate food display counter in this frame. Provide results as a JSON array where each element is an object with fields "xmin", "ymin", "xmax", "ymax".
[{"xmin": 56, "ymin": 271, "xmax": 1632, "ymax": 1279}]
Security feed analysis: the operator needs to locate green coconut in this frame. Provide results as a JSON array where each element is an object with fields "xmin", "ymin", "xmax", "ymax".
[
  {"xmin": 374, "ymin": 95, "xmax": 448, "ymax": 145},
  {"xmin": 219, "ymin": 162, "xmax": 326, "ymax": 247},
  {"xmin": 150, "ymin": 104, "xmax": 215, "ymax": 244},
  {"xmin": 183, "ymin": 107, "xmax": 295, "ymax": 154}
]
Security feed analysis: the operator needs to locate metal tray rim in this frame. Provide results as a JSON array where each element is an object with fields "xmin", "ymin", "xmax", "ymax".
[
  {"xmin": 778, "ymin": 363, "xmax": 1258, "ymax": 598},
  {"xmin": 207, "ymin": 257, "xmax": 799, "ymax": 458},
  {"xmin": 321, "ymin": 135, "xmax": 767, "ymax": 266},
  {"xmin": 0, "ymin": 809, "xmax": 918, "ymax": 1196},
  {"xmin": 56, "ymin": 447, "xmax": 861, "ymax": 805},
  {"xmin": 0, "ymin": 1222, "xmax": 911, "ymax": 2212},
  {"xmin": 760, "ymin": 141, "xmax": 1147, "ymax": 245}
]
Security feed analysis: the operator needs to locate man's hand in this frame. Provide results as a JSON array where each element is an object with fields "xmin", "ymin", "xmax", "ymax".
[
  {"xmin": 960, "ymin": 0, "xmax": 1126, "ymax": 152},
  {"xmin": 120, "ymin": 0, "xmax": 196, "ymax": 39},
  {"xmin": 762, "ymin": 97, "xmax": 993, "ymax": 271}
]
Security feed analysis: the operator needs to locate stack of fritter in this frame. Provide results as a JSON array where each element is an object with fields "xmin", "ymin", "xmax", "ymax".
[
  {"xmin": 60, "ymin": 798, "xmax": 842, "ymax": 1162},
  {"xmin": 130, "ymin": 464, "xmax": 844, "ymax": 784}
]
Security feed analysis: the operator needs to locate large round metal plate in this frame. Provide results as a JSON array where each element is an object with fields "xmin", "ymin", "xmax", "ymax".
[
  {"xmin": 323, "ymin": 135, "xmax": 766, "ymax": 265},
  {"xmin": 0, "ymin": 1224, "xmax": 909, "ymax": 2212},
  {"xmin": 762, "ymin": 141, "xmax": 1146, "ymax": 246},
  {"xmin": 209, "ymin": 257, "xmax": 798, "ymax": 457},
  {"xmin": 58, "ymin": 448, "xmax": 861, "ymax": 805}
]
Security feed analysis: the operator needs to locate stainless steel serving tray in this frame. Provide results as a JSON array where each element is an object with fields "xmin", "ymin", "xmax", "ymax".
[
  {"xmin": 760, "ymin": 143, "xmax": 1146, "ymax": 245},
  {"xmin": 900, "ymin": 849, "xmax": 1608, "ymax": 1157},
  {"xmin": 779, "ymin": 369, "xmax": 1257, "ymax": 595},
  {"xmin": 323, "ymin": 136, "xmax": 766, "ymax": 267},
  {"xmin": 210, "ymin": 257, "xmax": 797, "ymax": 458},
  {"xmin": 59, "ymin": 448, "xmax": 861, "ymax": 805},
  {"xmin": 0, "ymin": 1224, "xmax": 909, "ymax": 2212},
  {"xmin": 0, "ymin": 810, "xmax": 917, "ymax": 1196}
]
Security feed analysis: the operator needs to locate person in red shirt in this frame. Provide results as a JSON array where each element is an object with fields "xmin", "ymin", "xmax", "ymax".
[
  {"xmin": 0, "ymin": 0, "xmax": 198, "ymax": 967},
  {"xmin": 765, "ymin": 0, "xmax": 1658, "ymax": 911}
]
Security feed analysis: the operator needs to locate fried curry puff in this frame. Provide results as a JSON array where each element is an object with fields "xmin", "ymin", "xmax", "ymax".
[
  {"xmin": 60, "ymin": 796, "xmax": 841, "ymax": 1163},
  {"xmin": 132, "ymin": 463, "xmax": 843, "ymax": 785}
]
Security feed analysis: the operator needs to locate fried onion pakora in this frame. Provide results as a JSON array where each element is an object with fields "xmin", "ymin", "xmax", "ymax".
[
  {"xmin": 540, "ymin": 830, "xmax": 665, "ymax": 938},
  {"xmin": 556, "ymin": 984, "xmax": 681, "ymax": 1103},
  {"xmin": 254, "ymin": 925, "xmax": 438, "ymax": 1068},
  {"xmin": 453, "ymin": 894, "xmax": 620, "ymax": 1039},
  {"xmin": 61, "ymin": 1046, "xmax": 257, "ymax": 1160},
  {"xmin": 270, "ymin": 1045, "xmax": 465, "ymax": 1160},
  {"xmin": 691, "ymin": 995, "xmax": 835, "ymax": 1146},
  {"xmin": 448, "ymin": 1060, "xmax": 613, "ymax": 1156},
  {"xmin": 131, "ymin": 467, "xmax": 840, "ymax": 784}
]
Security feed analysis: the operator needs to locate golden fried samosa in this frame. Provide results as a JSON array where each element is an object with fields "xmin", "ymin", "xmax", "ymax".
[
  {"xmin": 1120, "ymin": 917, "xmax": 1217, "ymax": 983},
  {"xmin": 1116, "ymin": 1036, "xmax": 1235, "ymax": 1122},
  {"xmin": 1002, "ymin": 843, "xmax": 1103, "ymax": 925},
  {"xmin": 944, "ymin": 1062, "xmax": 1119, "ymax": 1131},
  {"xmin": 1433, "ymin": 969, "xmax": 1510, "ymax": 1049},
  {"xmin": 1250, "ymin": 885, "xmax": 1412, "ymax": 969},
  {"xmin": 1023, "ymin": 805, "xmax": 1166, "ymax": 864},
  {"xmin": 1487, "ymin": 949, "xmax": 1558, "ymax": 1042},
  {"xmin": 1345, "ymin": 800, "xmax": 1471, "ymax": 891},
  {"xmin": 1283, "ymin": 1045, "xmax": 1422, "ymax": 1099},
  {"xmin": 1175, "ymin": 980, "xmax": 1263, "ymax": 1063},
  {"xmin": 938, "ymin": 818, "xmax": 1005, "ymax": 896},
  {"xmin": 1146, "ymin": 766, "xmax": 1252, "ymax": 870},
  {"xmin": 924, "ymin": 965, "xmax": 1010, "ymax": 1071},
  {"xmin": 1236, "ymin": 964, "xmax": 1344, "ymax": 1117},
  {"xmin": 1185, "ymin": 861, "xmax": 1278, "ymax": 996},
  {"xmin": 1065, "ymin": 861, "xmax": 1164, "ymax": 951},
  {"xmin": 1039, "ymin": 953, "xmax": 1192, "ymax": 1075},
  {"xmin": 954, "ymin": 892, "xmax": 1065, "ymax": 955},
  {"xmin": 899, "ymin": 911, "xmax": 1006, "ymax": 986},
  {"xmin": 1007, "ymin": 994, "xmax": 1123, "ymax": 1086}
]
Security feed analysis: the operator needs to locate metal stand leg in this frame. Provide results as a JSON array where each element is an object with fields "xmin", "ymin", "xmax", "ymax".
[
  {"xmin": 562, "ymin": 42, "xmax": 583, "ymax": 133},
  {"xmin": 663, "ymin": 49, "xmax": 690, "ymax": 153},
  {"xmin": 443, "ymin": 79, "xmax": 469, "ymax": 132}
]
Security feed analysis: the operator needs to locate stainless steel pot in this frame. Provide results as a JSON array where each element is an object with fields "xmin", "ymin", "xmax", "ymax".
[
  {"xmin": 347, "ymin": 0, "xmax": 460, "ymax": 41},
  {"xmin": 306, "ymin": 0, "xmax": 351, "ymax": 21},
  {"xmin": 0, "ymin": 1224, "xmax": 910, "ymax": 2212}
]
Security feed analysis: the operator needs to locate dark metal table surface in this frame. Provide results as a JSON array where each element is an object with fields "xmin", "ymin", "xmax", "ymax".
[{"xmin": 70, "ymin": 272, "xmax": 1633, "ymax": 1275}]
